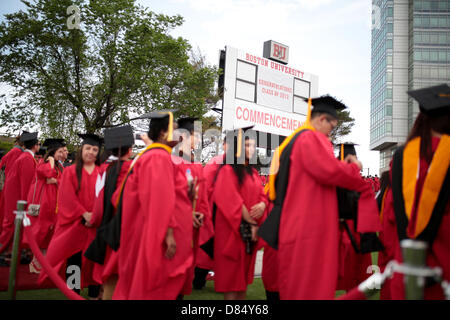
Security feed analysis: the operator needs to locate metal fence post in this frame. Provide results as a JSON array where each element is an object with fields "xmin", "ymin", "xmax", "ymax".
[
  {"xmin": 401, "ymin": 239, "xmax": 427, "ymax": 300},
  {"xmin": 7, "ymin": 200, "xmax": 27, "ymax": 300}
]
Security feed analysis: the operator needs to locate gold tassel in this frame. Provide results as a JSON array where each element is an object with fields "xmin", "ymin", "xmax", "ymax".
[{"xmin": 236, "ymin": 128, "xmax": 242, "ymax": 158}]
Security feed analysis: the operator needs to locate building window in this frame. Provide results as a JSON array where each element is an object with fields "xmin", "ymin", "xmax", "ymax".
[
  {"xmin": 387, "ymin": 7, "xmax": 393, "ymax": 17},
  {"xmin": 430, "ymin": 50, "xmax": 438, "ymax": 62},
  {"xmin": 387, "ymin": 55, "xmax": 393, "ymax": 65},
  {"xmin": 387, "ymin": 23, "xmax": 393, "ymax": 33},
  {"xmin": 387, "ymin": 71, "xmax": 392, "ymax": 82},
  {"xmin": 439, "ymin": 1, "xmax": 448, "ymax": 10},
  {"xmin": 386, "ymin": 39, "xmax": 393, "ymax": 49},
  {"xmin": 431, "ymin": 17, "xmax": 439, "ymax": 27},
  {"xmin": 439, "ymin": 50, "xmax": 447, "ymax": 62},
  {"xmin": 386, "ymin": 122, "xmax": 392, "ymax": 134},
  {"xmin": 235, "ymin": 60, "xmax": 256, "ymax": 102},
  {"xmin": 386, "ymin": 105, "xmax": 392, "ymax": 116},
  {"xmin": 386, "ymin": 88, "xmax": 393, "ymax": 99}
]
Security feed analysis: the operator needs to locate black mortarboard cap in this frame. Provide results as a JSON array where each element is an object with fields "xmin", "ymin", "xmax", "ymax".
[
  {"xmin": 77, "ymin": 133, "xmax": 103, "ymax": 147},
  {"xmin": 43, "ymin": 138, "xmax": 66, "ymax": 149},
  {"xmin": 104, "ymin": 125, "xmax": 134, "ymax": 150},
  {"xmin": 136, "ymin": 109, "xmax": 178, "ymax": 121},
  {"xmin": 307, "ymin": 95, "xmax": 347, "ymax": 119},
  {"xmin": 177, "ymin": 117, "xmax": 199, "ymax": 133},
  {"xmin": 137, "ymin": 109, "xmax": 177, "ymax": 142},
  {"xmin": 20, "ymin": 132, "xmax": 38, "ymax": 142},
  {"xmin": 337, "ymin": 142, "xmax": 359, "ymax": 161},
  {"xmin": 407, "ymin": 84, "xmax": 450, "ymax": 116},
  {"xmin": 36, "ymin": 147, "xmax": 47, "ymax": 156}
]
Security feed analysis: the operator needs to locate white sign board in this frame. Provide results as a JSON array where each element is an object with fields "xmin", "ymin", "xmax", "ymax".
[{"xmin": 221, "ymin": 46, "xmax": 319, "ymax": 139}]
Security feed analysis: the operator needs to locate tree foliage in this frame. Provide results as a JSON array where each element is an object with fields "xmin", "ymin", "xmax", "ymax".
[
  {"xmin": 0, "ymin": 0, "xmax": 218, "ymax": 144},
  {"xmin": 329, "ymin": 109, "xmax": 355, "ymax": 145}
]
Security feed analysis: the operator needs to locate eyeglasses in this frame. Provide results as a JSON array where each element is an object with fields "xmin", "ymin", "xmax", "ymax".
[{"xmin": 326, "ymin": 118, "xmax": 338, "ymax": 130}]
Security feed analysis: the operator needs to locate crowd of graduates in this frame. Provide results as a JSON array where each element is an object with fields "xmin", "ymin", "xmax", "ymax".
[{"xmin": 0, "ymin": 83, "xmax": 448, "ymax": 300}]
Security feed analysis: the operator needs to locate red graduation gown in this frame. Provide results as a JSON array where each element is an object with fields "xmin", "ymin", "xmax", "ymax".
[
  {"xmin": 26, "ymin": 161, "xmax": 63, "ymax": 249},
  {"xmin": 261, "ymin": 201, "xmax": 279, "ymax": 293},
  {"xmin": 113, "ymin": 147, "xmax": 193, "ymax": 300},
  {"xmin": 277, "ymin": 130, "xmax": 380, "ymax": 300},
  {"xmin": 336, "ymin": 219, "xmax": 374, "ymax": 291},
  {"xmin": 0, "ymin": 151, "xmax": 37, "ymax": 251},
  {"xmin": 384, "ymin": 137, "xmax": 450, "ymax": 299},
  {"xmin": 175, "ymin": 159, "xmax": 210, "ymax": 296},
  {"xmin": 212, "ymin": 165, "xmax": 267, "ymax": 293},
  {"xmin": 39, "ymin": 165, "xmax": 100, "ymax": 287},
  {"xmin": 196, "ymin": 155, "xmax": 223, "ymax": 271},
  {"xmin": 0, "ymin": 146, "xmax": 23, "ymax": 235},
  {"xmin": 378, "ymin": 187, "xmax": 395, "ymax": 300},
  {"xmin": 91, "ymin": 161, "xmax": 131, "ymax": 284}
]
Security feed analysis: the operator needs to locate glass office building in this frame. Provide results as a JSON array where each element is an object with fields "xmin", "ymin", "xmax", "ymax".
[{"xmin": 370, "ymin": 0, "xmax": 450, "ymax": 172}]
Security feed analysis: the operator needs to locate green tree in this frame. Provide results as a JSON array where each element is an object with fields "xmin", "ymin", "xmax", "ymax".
[
  {"xmin": 329, "ymin": 109, "xmax": 355, "ymax": 145},
  {"xmin": 0, "ymin": 0, "xmax": 218, "ymax": 144}
]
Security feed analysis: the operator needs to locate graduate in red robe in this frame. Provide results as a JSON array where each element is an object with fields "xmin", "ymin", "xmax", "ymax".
[
  {"xmin": 39, "ymin": 133, "xmax": 103, "ymax": 299},
  {"xmin": 259, "ymin": 96, "xmax": 380, "ymax": 300},
  {"xmin": 173, "ymin": 118, "xmax": 210, "ymax": 297},
  {"xmin": 260, "ymin": 188, "xmax": 279, "ymax": 300},
  {"xmin": 376, "ymin": 170, "xmax": 394, "ymax": 300},
  {"xmin": 113, "ymin": 110, "xmax": 193, "ymax": 300},
  {"xmin": 26, "ymin": 139, "xmax": 66, "ymax": 273},
  {"xmin": 335, "ymin": 143, "xmax": 383, "ymax": 292},
  {"xmin": 193, "ymin": 153, "xmax": 225, "ymax": 288},
  {"xmin": 0, "ymin": 136, "xmax": 24, "ymax": 237},
  {"xmin": 0, "ymin": 132, "xmax": 40, "ymax": 256},
  {"xmin": 383, "ymin": 84, "xmax": 450, "ymax": 299},
  {"xmin": 212, "ymin": 126, "xmax": 268, "ymax": 300},
  {"xmin": 84, "ymin": 125, "xmax": 134, "ymax": 300}
]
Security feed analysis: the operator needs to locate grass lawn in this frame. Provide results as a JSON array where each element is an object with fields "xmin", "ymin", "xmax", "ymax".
[
  {"xmin": 0, "ymin": 277, "xmax": 380, "ymax": 300},
  {"xmin": 0, "ymin": 252, "xmax": 381, "ymax": 300}
]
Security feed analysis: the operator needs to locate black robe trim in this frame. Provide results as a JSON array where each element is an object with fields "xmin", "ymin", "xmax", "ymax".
[{"xmin": 257, "ymin": 129, "xmax": 309, "ymax": 250}]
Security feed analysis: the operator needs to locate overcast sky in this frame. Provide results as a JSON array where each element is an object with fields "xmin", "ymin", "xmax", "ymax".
[{"xmin": 0, "ymin": 0, "xmax": 380, "ymax": 174}]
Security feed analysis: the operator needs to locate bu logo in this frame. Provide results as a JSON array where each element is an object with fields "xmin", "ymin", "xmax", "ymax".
[{"xmin": 273, "ymin": 44, "xmax": 286, "ymax": 60}]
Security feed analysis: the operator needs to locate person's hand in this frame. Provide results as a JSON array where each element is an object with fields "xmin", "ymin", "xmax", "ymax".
[
  {"xmin": 48, "ymin": 156, "xmax": 55, "ymax": 168},
  {"xmin": 165, "ymin": 228, "xmax": 176, "ymax": 259},
  {"xmin": 242, "ymin": 205, "xmax": 257, "ymax": 225},
  {"xmin": 193, "ymin": 212, "xmax": 204, "ymax": 229},
  {"xmin": 140, "ymin": 133, "xmax": 153, "ymax": 147},
  {"xmin": 250, "ymin": 202, "xmax": 266, "ymax": 220},
  {"xmin": 46, "ymin": 177, "xmax": 58, "ymax": 184},
  {"xmin": 251, "ymin": 225, "xmax": 259, "ymax": 242},
  {"xmin": 344, "ymin": 154, "xmax": 363, "ymax": 171},
  {"xmin": 82, "ymin": 212, "xmax": 93, "ymax": 227}
]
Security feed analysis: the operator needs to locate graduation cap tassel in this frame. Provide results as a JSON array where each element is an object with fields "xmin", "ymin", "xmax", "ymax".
[
  {"xmin": 168, "ymin": 112, "xmax": 174, "ymax": 141},
  {"xmin": 341, "ymin": 144, "xmax": 344, "ymax": 162},
  {"xmin": 236, "ymin": 128, "xmax": 242, "ymax": 158}
]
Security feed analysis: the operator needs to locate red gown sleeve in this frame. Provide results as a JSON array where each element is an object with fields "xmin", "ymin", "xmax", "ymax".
[
  {"xmin": 299, "ymin": 131, "xmax": 364, "ymax": 190},
  {"xmin": 57, "ymin": 167, "xmax": 88, "ymax": 226},
  {"xmin": 19, "ymin": 155, "xmax": 37, "ymax": 200},
  {"xmin": 90, "ymin": 188, "xmax": 104, "ymax": 228},
  {"xmin": 193, "ymin": 165, "xmax": 210, "ymax": 220},
  {"xmin": 213, "ymin": 165, "xmax": 244, "ymax": 236},
  {"xmin": 298, "ymin": 131, "xmax": 380, "ymax": 233},
  {"xmin": 37, "ymin": 161, "xmax": 57, "ymax": 179}
]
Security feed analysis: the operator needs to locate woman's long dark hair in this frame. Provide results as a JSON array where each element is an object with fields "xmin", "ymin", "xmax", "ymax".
[
  {"xmin": 74, "ymin": 144, "xmax": 101, "ymax": 192},
  {"xmin": 44, "ymin": 146, "xmax": 65, "ymax": 174},
  {"xmin": 215, "ymin": 137, "xmax": 255, "ymax": 186},
  {"xmin": 406, "ymin": 111, "xmax": 450, "ymax": 163}
]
